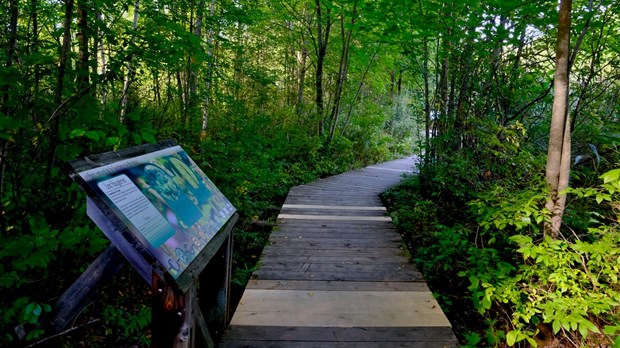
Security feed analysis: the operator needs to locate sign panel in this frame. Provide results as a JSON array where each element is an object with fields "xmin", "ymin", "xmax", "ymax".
[{"xmin": 78, "ymin": 145, "xmax": 236, "ymax": 279}]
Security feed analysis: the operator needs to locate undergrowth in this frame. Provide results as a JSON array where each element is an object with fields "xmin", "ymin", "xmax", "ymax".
[
  {"xmin": 384, "ymin": 133, "xmax": 620, "ymax": 347},
  {"xmin": 0, "ymin": 111, "xmax": 410, "ymax": 347}
]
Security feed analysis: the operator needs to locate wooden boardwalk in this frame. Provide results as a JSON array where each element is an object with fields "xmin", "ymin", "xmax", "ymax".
[{"xmin": 220, "ymin": 157, "xmax": 457, "ymax": 347}]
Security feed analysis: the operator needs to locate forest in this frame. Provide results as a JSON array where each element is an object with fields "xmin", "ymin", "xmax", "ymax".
[{"xmin": 0, "ymin": 0, "xmax": 619, "ymax": 346}]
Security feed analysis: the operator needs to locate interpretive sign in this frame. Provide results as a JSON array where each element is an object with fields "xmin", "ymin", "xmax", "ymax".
[
  {"xmin": 60, "ymin": 140, "xmax": 237, "ymax": 347},
  {"xmin": 70, "ymin": 141, "xmax": 236, "ymax": 283}
]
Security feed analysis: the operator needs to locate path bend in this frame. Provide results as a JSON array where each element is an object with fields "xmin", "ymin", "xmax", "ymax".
[{"xmin": 220, "ymin": 156, "xmax": 457, "ymax": 347}]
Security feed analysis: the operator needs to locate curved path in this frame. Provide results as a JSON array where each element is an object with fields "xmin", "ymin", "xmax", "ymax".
[{"xmin": 220, "ymin": 157, "xmax": 457, "ymax": 347}]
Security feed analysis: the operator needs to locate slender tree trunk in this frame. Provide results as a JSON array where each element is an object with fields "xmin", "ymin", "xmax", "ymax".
[
  {"xmin": 76, "ymin": 0, "xmax": 90, "ymax": 91},
  {"xmin": 423, "ymin": 38, "xmax": 431, "ymax": 165},
  {"xmin": 544, "ymin": 0, "xmax": 572, "ymax": 238},
  {"xmin": 341, "ymin": 50, "xmax": 377, "ymax": 137},
  {"xmin": 315, "ymin": 0, "xmax": 331, "ymax": 136},
  {"xmin": 3, "ymin": 0, "xmax": 19, "ymax": 111},
  {"xmin": 120, "ymin": 0, "xmax": 140, "ymax": 123},
  {"xmin": 201, "ymin": 0, "xmax": 216, "ymax": 138},
  {"xmin": 1, "ymin": 0, "xmax": 19, "ymax": 225},
  {"xmin": 328, "ymin": 0, "xmax": 356, "ymax": 143},
  {"xmin": 296, "ymin": 33, "xmax": 308, "ymax": 116},
  {"xmin": 97, "ymin": 11, "xmax": 107, "ymax": 117},
  {"xmin": 30, "ymin": 0, "xmax": 41, "ymax": 120},
  {"xmin": 46, "ymin": 0, "xmax": 74, "ymax": 184},
  {"xmin": 397, "ymin": 68, "xmax": 402, "ymax": 96}
]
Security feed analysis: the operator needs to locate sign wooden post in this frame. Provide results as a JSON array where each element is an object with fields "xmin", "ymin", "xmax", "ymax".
[{"xmin": 54, "ymin": 140, "xmax": 238, "ymax": 347}]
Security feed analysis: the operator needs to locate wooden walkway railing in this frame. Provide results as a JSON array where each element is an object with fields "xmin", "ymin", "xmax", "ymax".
[{"xmin": 220, "ymin": 157, "xmax": 457, "ymax": 347}]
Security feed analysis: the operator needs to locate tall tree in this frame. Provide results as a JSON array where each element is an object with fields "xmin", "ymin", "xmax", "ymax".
[
  {"xmin": 76, "ymin": 0, "xmax": 90, "ymax": 91},
  {"xmin": 46, "ymin": 0, "xmax": 75, "ymax": 184},
  {"xmin": 327, "ymin": 0, "xmax": 357, "ymax": 143},
  {"xmin": 545, "ymin": 0, "xmax": 573, "ymax": 238},
  {"xmin": 314, "ymin": 0, "xmax": 332, "ymax": 135},
  {"xmin": 119, "ymin": 0, "xmax": 140, "ymax": 122},
  {"xmin": 201, "ymin": 0, "xmax": 216, "ymax": 137}
]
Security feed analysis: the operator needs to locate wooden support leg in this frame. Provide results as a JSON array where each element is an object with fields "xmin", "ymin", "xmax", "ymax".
[
  {"xmin": 198, "ymin": 233, "xmax": 233, "ymax": 340},
  {"xmin": 49, "ymin": 244, "xmax": 126, "ymax": 333},
  {"xmin": 152, "ymin": 272, "xmax": 214, "ymax": 348}
]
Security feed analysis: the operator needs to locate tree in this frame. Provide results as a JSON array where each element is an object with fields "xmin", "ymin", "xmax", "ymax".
[
  {"xmin": 313, "ymin": 0, "xmax": 332, "ymax": 135},
  {"xmin": 544, "ymin": 0, "xmax": 573, "ymax": 238}
]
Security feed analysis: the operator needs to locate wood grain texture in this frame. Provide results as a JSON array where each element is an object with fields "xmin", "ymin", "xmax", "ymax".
[{"xmin": 220, "ymin": 157, "xmax": 457, "ymax": 347}]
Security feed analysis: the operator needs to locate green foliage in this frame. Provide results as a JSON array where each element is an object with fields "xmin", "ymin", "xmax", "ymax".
[
  {"xmin": 102, "ymin": 304, "xmax": 151, "ymax": 345},
  {"xmin": 390, "ymin": 165, "xmax": 620, "ymax": 347}
]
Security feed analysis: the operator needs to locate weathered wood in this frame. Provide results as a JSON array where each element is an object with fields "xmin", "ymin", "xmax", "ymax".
[
  {"xmin": 67, "ymin": 140, "xmax": 177, "ymax": 175},
  {"xmin": 270, "ymin": 231, "xmax": 398, "ymax": 240},
  {"xmin": 220, "ymin": 341, "xmax": 449, "ymax": 348},
  {"xmin": 151, "ymin": 271, "xmax": 188, "ymax": 348},
  {"xmin": 252, "ymin": 270, "xmax": 423, "ymax": 282},
  {"xmin": 260, "ymin": 247, "xmax": 407, "ymax": 258},
  {"xmin": 49, "ymin": 245, "xmax": 126, "ymax": 332},
  {"xmin": 193, "ymin": 298, "xmax": 214, "ymax": 348},
  {"xmin": 222, "ymin": 326, "xmax": 457, "ymax": 345},
  {"xmin": 282, "ymin": 204, "xmax": 387, "ymax": 210},
  {"xmin": 259, "ymin": 255, "xmax": 407, "ymax": 264},
  {"xmin": 246, "ymin": 279, "xmax": 430, "ymax": 292},
  {"xmin": 279, "ymin": 209, "xmax": 389, "ymax": 217},
  {"xmin": 221, "ymin": 156, "xmax": 457, "ymax": 346},
  {"xmin": 231, "ymin": 290, "xmax": 451, "ymax": 327}
]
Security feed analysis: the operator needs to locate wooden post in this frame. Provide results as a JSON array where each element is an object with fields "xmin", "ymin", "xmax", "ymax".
[
  {"xmin": 151, "ymin": 271, "xmax": 190, "ymax": 348},
  {"xmin": 198, "ymin": 233, "xmax": 234, "ymax": 339}
]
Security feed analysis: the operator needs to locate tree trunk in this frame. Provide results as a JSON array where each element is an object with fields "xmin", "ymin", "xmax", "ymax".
[
  {"xmin": 328, "ymin": 0, "xmax": 356, "ymax": 143},
  {"xmin": 341, "ymin": 50, "xmax": 377, "ymax": 137},
  {"xmin": 76, "ymin": 0, "xmax": 90, "ymax": 91},
  {"xmin": 46, "ymin": 0, "xmax": 74, "ymax": 184},
  {"xmin": 201, "ymin": 0, "xmax": 216, "ymax": 138},
  {"xmin": 0, "ymin": 0, "xmax": 19, "ymax": 225},
  {"xmin": 97, "ymin": 11, "xmax": 107, "ymax": 116},
  {"xmin": 544, "ymin": 0, "xmax": 572, "ymax": 238},
  {"xmin": 296, "ymin": 32, "xmax": 308, "ymax": 116},
  {"xmin": 315, "ymin": 0, "xmax": 331, "ymax": 136},
  {"xmin": 30, "ymin": 0, "xmax": 41, "ymax": 119},
  {"xmin": 3, "ymin": 0, "xmax": 19, "ymax": 110},
  {"xmin": 423, "ymin": 38, "xmax": 431, "ymax": 166},
  {"xmin": 120, "ymin": 0, "xmax": 140, "ymax": 123}
]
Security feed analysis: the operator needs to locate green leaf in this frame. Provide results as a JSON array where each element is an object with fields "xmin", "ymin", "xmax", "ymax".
[
  {"xmin": 506, "ymin": 330, "xmax": 518, "ymax": 346},
  {"xmin": 85, "ymin": 130, "xmax": 100, "ymax": 141},
  {"xmin": 552, "ymin": 319, "xmax": 561, "ymax": 334},
  {"xmin": 25, "ymin": 329, "xmax": 44, "ymax": 341},
  {"xmin": 600, "ymin": 169, "xmax": 620, "ymax": 184},
  {"xmin": 469, "ymin": 275, "xmax": 479, "ymax": 289},
  {"xmin": 106, "ymin": 136, "xmax": 120, "ymax": 147},
  {"xmin": 580, "ymin": 319, "xmax": 600, "ymax": 335},
  {"xmin": 69, "ymin": 129, "xmax": 86, "ymax": 138},
  {"xmin": 604, "ymin": 325, "xmax": 619, "ymax": 335},
  {"xmin": 141, "ymin": 131, "xmax": 156, "ymax": 144}
]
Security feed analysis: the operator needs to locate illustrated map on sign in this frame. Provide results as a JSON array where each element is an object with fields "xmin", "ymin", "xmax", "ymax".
[{"xmin": 79, "ymin": 146, "xmax": 236, "ymax": 279}]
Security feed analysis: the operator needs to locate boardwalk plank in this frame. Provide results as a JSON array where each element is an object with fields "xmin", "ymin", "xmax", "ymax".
[
  {"xmin": 222, "ymin": 326, "xmax": 456, "ymax": 344},
  {"xmin": 245, "ymin": 279, "xmax": 430, "ymax": 291}
]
